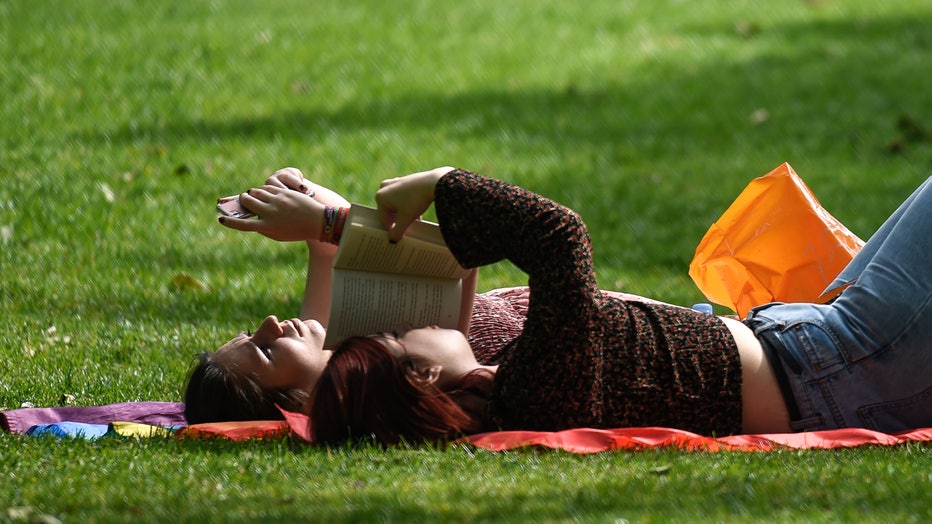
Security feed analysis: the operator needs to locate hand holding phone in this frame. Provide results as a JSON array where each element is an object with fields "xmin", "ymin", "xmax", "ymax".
[
  {"xmin": 216, "ymin": 168, "xmax": 355, "ymax": 246},
  {"xmin": 216, "ymin": 195, "xmax": 256, "ymax": 219},
  {"xmin": 217, "ymin": 168, "xmax": 317, "ymax": 220}
]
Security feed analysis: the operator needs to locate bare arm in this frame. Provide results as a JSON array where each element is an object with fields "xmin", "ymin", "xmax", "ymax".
[
  {"xmin": 457, "ymin": 268, "xmax": 479, "ymax": 335},
  {"xmin": 375, "ymin": 166, "xmax": 455, "ymax": 242},
  {"xmin": 218, "ymin": 167, "xmax": 350, "ymax": 325},
  {"xmin": 301, "ymin": 247, "xmax": 336, "ymax": 325}
]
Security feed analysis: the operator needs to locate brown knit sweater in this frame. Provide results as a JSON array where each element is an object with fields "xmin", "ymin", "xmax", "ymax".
[{"xmin": 436, "ymin": 169, "xmax": 743, "ymax": 436}]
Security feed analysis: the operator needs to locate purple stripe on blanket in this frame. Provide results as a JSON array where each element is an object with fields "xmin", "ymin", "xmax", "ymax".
[{"xmin": 0, "ymin": 402, "xmax": 186, "ymax": 434}]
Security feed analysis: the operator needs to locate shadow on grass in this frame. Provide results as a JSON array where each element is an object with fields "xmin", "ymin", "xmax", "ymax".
[
  {"xmin": 63, "ymin": 11, "xmax": 931, "ymax": 323},
  {"xmin": 91, "ymin": 11, "xmax": 931, "ymax": 256},
  {"xmin": 93, "ymin": 13, "xmax": 929, "ymax": 161}
]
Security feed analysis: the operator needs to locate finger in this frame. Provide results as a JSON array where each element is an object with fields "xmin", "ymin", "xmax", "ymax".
[
  {"xmin": 379, "ymin": 177, "xmax": 400, "ymax": 189},
  {"xmin": 269, "ymin": 171, "xmax": 305, "ymax": 192},
  {"xmin": 218, "ymin": 215, "xmax": 262, "ymax": 232},
  {"xmin": 243, "ymin": 186, "xmax": 278, "ymax": 204},
  {"xmin": 274, "ymin": 167, "xmax": 313, "ymax": 193},
  {"xmin": 259, "ymin": 184, "xmax": 287, "ymax": 194},
  {"xmin": 264, "ymin": 176, "xmax": 288, "ymax": 190},
  {"xmin": 274, "ymin": 167, "xmax": 304, "ymax": 179},
  {"xmin": 378, "ymin": 207, "xmax": 396, "ymax": 235},
  {"xmin": 238, "ymin": 191, "xmax": 271, "ymax": 216},
  {"xmin": 387, "ymin": 212, "xmax": 418, "ymax": 243}
]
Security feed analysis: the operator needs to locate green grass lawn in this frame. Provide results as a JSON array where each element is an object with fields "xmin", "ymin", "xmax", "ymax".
[{"xmin": 2, "ymin": 0, "xmax": 931, "ymax": 521}]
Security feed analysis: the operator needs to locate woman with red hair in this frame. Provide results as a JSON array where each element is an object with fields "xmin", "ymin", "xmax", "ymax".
[{"xmin": 309, "ymin": 166, "xmax": 932, "ymax": 445}]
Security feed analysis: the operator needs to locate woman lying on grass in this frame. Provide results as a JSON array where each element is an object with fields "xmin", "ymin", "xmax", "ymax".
[
  {"xmin": 184, "ymin": 168, "xmax": 647, "ymax": 423},
  {"xmin": 307, "ymin": 167, "xmax": 932, "ymax": 445}
]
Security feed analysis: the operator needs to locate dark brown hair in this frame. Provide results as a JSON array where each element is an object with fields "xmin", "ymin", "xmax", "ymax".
[
  {"xmin": 309, "ymin": 336, "xmax": 493, "ymax": 446},
  {"xmin": 183, "ymin": 352, "xmax": 309, "ymax": 424}
]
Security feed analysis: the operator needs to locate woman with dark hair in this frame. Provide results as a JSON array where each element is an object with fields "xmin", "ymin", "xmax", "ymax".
[
  {"xmin": 184, "ymin": 168, "xmax": 644, "ymax": 423},
  {"xmin": 309, "ymin": 166, "xmax": 932, "ymax": 445},
  {"xmin": 184, "ymin": 168, "xmax": 349, "ymax": 424}
]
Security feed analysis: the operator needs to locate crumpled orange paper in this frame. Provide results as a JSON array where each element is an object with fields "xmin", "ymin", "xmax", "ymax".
[{"xmin": 689, "ymin": 162, "xmax": 864, "ymax": 318}]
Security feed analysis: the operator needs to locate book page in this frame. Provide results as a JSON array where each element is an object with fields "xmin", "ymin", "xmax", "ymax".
[
  {"xmin": 324, "ymin": 269, "xmax": 463, "ymax": 345},
  {"xmin": 332, "ymin": 204, "xmax": 470, "ymax": 280},
  {"xmin": 342, "ymin": 204, "xmax": 447, "ymax": 245},
  {"xmin": 334, "ymin": 224, "xmax": 469, "ymax": 279}
]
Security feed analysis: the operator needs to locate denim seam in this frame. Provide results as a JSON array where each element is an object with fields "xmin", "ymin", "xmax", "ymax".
[
  {"xmin": 817, "ymin": 379, "xmax": 846, "ymax": 428},
  {"xmin": 857, "ymin": 384, "xmax": 932, "ymax": 430}
]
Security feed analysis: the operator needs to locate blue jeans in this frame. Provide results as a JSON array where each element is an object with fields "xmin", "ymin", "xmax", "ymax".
[{"xmin": 743, "ymin": 176, "xmax": 932, "ymax": 433}]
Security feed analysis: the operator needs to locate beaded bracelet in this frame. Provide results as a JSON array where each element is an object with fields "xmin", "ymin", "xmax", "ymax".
[{"xmin": 321, "ymin": 206, "xmax": 349, "ymax": 245}]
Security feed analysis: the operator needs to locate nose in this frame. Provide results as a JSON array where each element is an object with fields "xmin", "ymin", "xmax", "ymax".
[{"xmin": 253, "ymin": 315, "xmax": 285, "ymax": 342}]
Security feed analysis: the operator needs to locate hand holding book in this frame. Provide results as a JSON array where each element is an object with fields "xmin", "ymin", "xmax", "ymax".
[{"xmin": 375, "ymin": 167, "xmax": 456, "ymax": 242}]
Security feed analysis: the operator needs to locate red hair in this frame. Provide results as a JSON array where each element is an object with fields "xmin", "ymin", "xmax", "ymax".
[{"xmin": 309, "ymin": 336, "xmax": 493, "ymax": 445}]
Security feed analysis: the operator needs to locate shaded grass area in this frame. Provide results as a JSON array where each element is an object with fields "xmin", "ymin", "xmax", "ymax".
[{"xmin": 2, "ymin": 0, "xmax": 931, "ymax": 521}]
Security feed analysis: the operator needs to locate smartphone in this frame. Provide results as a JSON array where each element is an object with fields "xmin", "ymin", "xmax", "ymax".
[{"xmin": 216, "ymin": 196, "xmax": 256, "ymax": 219}]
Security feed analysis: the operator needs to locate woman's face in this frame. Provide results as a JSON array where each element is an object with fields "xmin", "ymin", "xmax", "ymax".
[
  {"xmin": 377, "ymin": 325, "xmax": 479, "ymax": 388},
  {"xmin": 212, "ymin": 315, "xmax": 332, "ymax": 393}
]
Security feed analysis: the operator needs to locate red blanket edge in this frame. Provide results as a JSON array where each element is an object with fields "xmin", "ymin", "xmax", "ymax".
[
  {"xmin": 279, "ymin": 410, "xmax": 932, "ymax": 451},
  {"xmin": 8, "ymin": 404, "xmax": 930, "ymax": 451},
  {"xmin": 457, "ymin": 426, "xmax": 932, "ymax": 453}
]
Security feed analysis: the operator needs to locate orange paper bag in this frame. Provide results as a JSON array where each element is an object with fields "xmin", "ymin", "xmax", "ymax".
[{"xmin": 688, "ymin": 163, "xmax": 864, "ymax": 318}]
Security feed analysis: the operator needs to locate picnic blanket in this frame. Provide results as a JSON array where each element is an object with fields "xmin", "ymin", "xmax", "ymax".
[
  {"xmin": 0, "ymin": 401, "xmax": 187, "ymax": 433},
  {"xmin": 3, "ymin": 402, "xmax": 930, "ymax": 452}
]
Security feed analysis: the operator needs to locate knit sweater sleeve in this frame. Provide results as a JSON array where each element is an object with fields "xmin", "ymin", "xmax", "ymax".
[
  {"xmin": 434, "ymin": 169, "xmax": 607, "ymax": 429},
  {"xmin": 434, "ymin": 170, "xmax": 600, "ymax": 335}
]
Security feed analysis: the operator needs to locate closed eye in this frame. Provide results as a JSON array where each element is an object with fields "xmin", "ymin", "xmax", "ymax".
[{"xmin": 259, "ymin": 346, "xmax": 272, "ymax": 360}]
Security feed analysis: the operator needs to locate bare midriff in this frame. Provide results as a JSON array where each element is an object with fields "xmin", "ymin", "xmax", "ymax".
[{"xmin": 719, "ymin": 317, "xmax": 793, "ymax": 434}]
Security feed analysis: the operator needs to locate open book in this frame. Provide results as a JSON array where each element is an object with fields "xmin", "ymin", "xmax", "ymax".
[{"xmin": 324, "ymin": 204, "xmax": 472, "ymax": 345}]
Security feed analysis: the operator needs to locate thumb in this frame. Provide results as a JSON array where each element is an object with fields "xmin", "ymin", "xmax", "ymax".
[
  {"xmin": 386, "ymin": 212, "xmax": 418, "ymax": 243},
  {"xmin": 378, "ymin": 207, "xmax": 396, "ymax": 235}
]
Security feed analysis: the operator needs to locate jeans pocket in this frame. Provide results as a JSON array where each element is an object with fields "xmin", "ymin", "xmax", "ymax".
[
  {"xmin": 786, "ymin": 322, "xmax": 845, "ymax": 376},
  {"xmin": 857, "ymin": 386, "xmax": 932, "ymax": 433}
]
